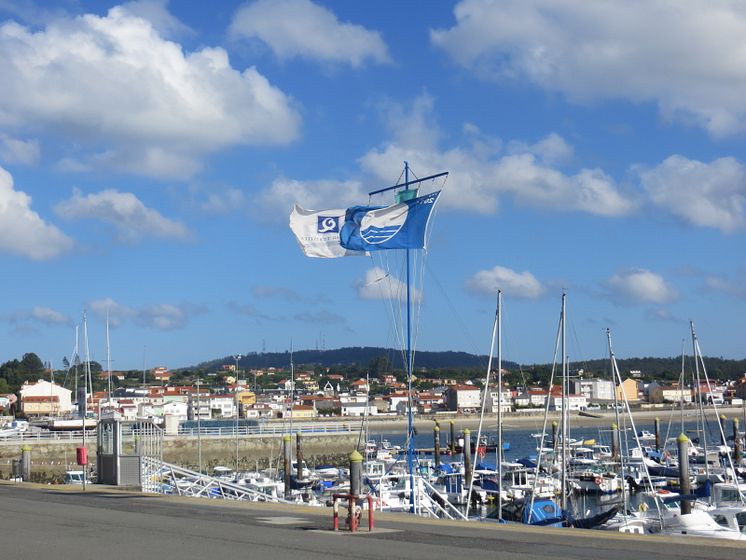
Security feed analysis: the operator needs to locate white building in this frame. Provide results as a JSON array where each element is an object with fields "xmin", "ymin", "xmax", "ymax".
[
  {"xmin": 549, "ymin": 394, "xmax": 588, "ymax": 411},
  {"xmin": 485, "ymin": 389, "xmax": 512, "ymax": 413},
  {"xmin": 208, "ymin": 395, "xmax": 237, "ymax": 418},
  {"xmin": 573, "ymin": 379, "xmax": 615, "ymax": 401},
  {"xmin": 446, "ymin": 385, "xmax": 481, "ymax": 412},
  {"xmin": 19, "ymin": 380, "xmax": 74, "ymax": 416},
  {"xmin": 341, "ymin": 402, "xmax": 378, "ymax": 416}
]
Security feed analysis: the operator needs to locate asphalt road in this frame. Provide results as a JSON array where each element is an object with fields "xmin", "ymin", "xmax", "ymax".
[{"xmin": 1, "ymin": 483, "xmax": 743, "ymax": 560}]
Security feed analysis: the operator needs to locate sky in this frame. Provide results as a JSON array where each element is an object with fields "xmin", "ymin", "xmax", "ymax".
[{"xmin": 0, "ymin": 0, "xmax": 745, "ymax": 372}]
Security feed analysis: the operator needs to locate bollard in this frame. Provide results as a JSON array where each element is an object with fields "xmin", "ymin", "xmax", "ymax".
[
  {"xmin": 678, "ymin": 434, "xmax": 691, "ymax": 515},
  {"xmin": 734, "ymin": 419, "xmax": 741, "ymax": 462},
  {"xmin": 611, "ymin": 424, "xmax": 620, "ymax": 461},
  {"xmin": 434, "ymin": 425, "xmax": 441, "ymax": 468},
  {"xmin": 654, "ymin": 417, "xmax": 661, "ymax": 452},
  {"xmin": 296, "ymin": 431, "xmax": 303, "ymax": 482},
  {"xmin": 450, "ymin": 421, "xmax": 456, "ymax": 455},
  {"xmin": 349, "ymin": 449, "xmax": 362, "ymax": 498},
  {"xmin": 366, "ymin": 494, "xmax": 375, "ymax": 531},
  {"xmin": 21, "ymin": 445, "xmax": 32, "ymax": 482},
  {"xmin": 332, "ymin": 497, "xmax": 340, "ymax": 531},
  {"xmin": 283, "ymin": 435, "xmax": 291, "ymax": 500},
  {"xmin": 463, "ymin": 428, "xmax": 472, "ymax": 488}
]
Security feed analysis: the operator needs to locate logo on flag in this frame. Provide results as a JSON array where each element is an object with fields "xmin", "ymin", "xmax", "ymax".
[
  {"xmin": 289, "ymin": 205, "xmax": 366, "ymax": 258},
  {"xmin": 317, "ymin": 216, "xmax": 340, "ymax": 233}
]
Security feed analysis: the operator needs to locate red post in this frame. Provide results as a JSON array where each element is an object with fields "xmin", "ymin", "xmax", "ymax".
[
  {"xmin": 367, "ymin": 494, "xmax": 375, "ymax": 532},
  {"xmin": 349, "ymin": 495, "xmax": 357, "ymax": 532},
  {"xmin": 332, "ymin": 497, "xmax": 339, "ymax": 531}
]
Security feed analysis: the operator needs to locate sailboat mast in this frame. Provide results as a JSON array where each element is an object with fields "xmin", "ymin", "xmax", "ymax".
[
  {"xmin": 106, "ymin": 311, "xmax": 112, "ymax": 402},
  {"xmin": 496, "ymin": 290, "xmax": 503, "ymax": 521},
  {"xmin": 690, "ymin": 321, "xmax": 709, "ymax": 484},
  {"xmin": 82, "ymin": 310, "xmax": 90, "ymax": 489},
  {"xmin": 560, "ymin": 292, "xmax": 568, "ymax": 511}
]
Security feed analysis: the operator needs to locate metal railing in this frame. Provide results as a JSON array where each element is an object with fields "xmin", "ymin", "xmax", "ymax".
[{"xmin": 0, "ymin": 421, "xmax": 355, "ymax": 444}]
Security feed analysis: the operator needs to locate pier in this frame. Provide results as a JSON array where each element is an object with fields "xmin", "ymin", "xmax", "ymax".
[{"xmin": 1, "ymin": 482, "xmax": 742, "ymax": 560}]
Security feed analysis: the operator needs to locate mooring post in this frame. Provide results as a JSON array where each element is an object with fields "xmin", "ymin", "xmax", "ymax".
[
  {"xmin": 349, "ymin": 450, "xmax": 362, "ymax": 532},
  {"xmin": 463, "ymin": 428, "xmax": 472, "ymax": 489},
  {"xmin": 283, "ymin": 434, "xmax": 291, "ymax": 500},
  {"xmin": 551, "ymin": 420, "xmax": 558, "ymax": 452},
  {"xmin": 20, "ymin": 445, "xmax": 31, "ymax": 482},
  {"xmin": 654, "ymin": 417, "xmax": 661, "ymax": 452},
  {"xmin": 720, "ymin": 415, "xmax": 728, "ymax": 446},
  {"xmin": 678, "ymin": 433, "xmax": 691, "ymax": 515},
  {"xmin": 296, "ymin": 431, "xmax": 303, "ymax": 482},
  {"xmin": 611, "ymin": 423, "xmax": 620, "ymax": 461},
  {"xmin": 450, "ymin": 421, "xmax": 456, "ymax": 455},
  {"xmin": 734, "ymin": 418, "xmax": 741, "ymax": 462},
  {"xmin": 434, "ymin": 425, "xmax": 441, "ymax": 468}
]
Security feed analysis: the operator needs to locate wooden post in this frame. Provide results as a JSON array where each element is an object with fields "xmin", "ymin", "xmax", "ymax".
[
  {"xmin": 296, "ymin": 431, "xmax": 303, "ymax": 482},
  {"xmin": 450, "ymin": 421, "xmax": 456, "ymax": 455},
  {"xmin": 654, "ymin": 417, "xmax": 661, "ymax": 452},
  {"xmin": 434, "ymin": 425, "xmax": 441, "ymax": 468},
  {"xmin": 611, "ymin": 423, "xmax": 620, "ymax": 461},
  {"xmin": 463, "ymin": 428, "xmax": 472, "ymax": 489}
]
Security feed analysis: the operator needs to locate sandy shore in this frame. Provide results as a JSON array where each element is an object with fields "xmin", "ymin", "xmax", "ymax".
[{"xmin": 360, "ymin": 406, "xmax": 746, "ymax": 434}]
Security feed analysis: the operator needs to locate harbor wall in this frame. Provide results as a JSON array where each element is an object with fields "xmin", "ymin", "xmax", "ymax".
[{"xmin": 0, "ymin": 433, "xmax": 358, "ymax": 483}]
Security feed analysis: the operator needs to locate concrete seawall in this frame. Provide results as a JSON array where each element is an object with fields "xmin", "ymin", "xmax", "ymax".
[{"xmin": 0, "ymin": 432, "xmax": 358, "ymax": 482}]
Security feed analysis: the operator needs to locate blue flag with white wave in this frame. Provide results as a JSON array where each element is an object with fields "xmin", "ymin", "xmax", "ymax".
[{"xmin": 339, "ymin": 190, "xmax": 440, "ymax": 251}]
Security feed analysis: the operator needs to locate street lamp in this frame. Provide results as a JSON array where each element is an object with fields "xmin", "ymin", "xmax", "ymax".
[{"xmin": 233, "ymin": 354, "xmax": 242, "ymax": 472}]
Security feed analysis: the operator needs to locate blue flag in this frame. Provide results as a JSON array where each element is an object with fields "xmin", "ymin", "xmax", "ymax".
[{"xmin": 340, "ymin": 191, "xmax": 440, "ymax": 251}]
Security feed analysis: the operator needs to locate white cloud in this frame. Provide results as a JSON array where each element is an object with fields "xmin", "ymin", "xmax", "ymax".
[
  {"xmin": 30, "ymin": 306, "xmax": 70, "ymax": 325},
  {"xmin": 0, "ymin": 165, "xmax": 73, "ymax": 259},
  {"xmin": 704, "ymin": 274, "xmax": 746, "ymax": 299},
  {"xmin": 254, "ymin": 176, "xmax": 367, "ymax": 221},
  {"xmin": 88, "ymin": 298, "xmax": 136, "ymax": 327},
  {"xmin": 638, "ymin": 155, "xmax": 746, "ymax": 233},
  {"xmin": 431, "ymin": 0, "xmax": 746, "ymax": 136},
  {"xmin": 197, "ymin": 187, "xmax": 246, "ymax": 214},
  {"xmin": 120, "ymin": 0, "xmax": 194, "ymax": 39},
  {"xmin": 0, "ymin": 7, "xmax": 300, "ymax": 179},
  {"xmin": 356, "ymin": 267, "xmax": 422, "ymax": 303},
  {"xmin": 254, "ymin": 95, "xmax": 632, "ymax": 219},
  {"xmin": 465, "ymin": 265, "xmax": 545, "ymax": 299},
  {"xmin": 55, "ymin": 188, "xmax": 190, "ymax": 242},
  {"xmin": 358, "ymin": 97, "xmax": 633, "ymax": 217},
  {"xmin": 0, "ymin": 133, "xmax": 40, "ymax": 164},
  {"xmin": 229, "ymin": 0, "xmax": 390, "ymax": 67},
  {"xmin": 604, "ymin": 269, "xmax": 677, "ymax": 305},
  {"xmin": 88, "ymin": 297, "xmax": 204, "ymax": 330}
]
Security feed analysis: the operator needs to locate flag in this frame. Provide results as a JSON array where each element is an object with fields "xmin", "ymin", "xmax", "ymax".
[
  {"xmin": 340, "ymin": 190, "xmax": 440, "ymax": 252},
  {"xmin": 289, "ymin": 205, "xmax": 367, "ymax": 258}
]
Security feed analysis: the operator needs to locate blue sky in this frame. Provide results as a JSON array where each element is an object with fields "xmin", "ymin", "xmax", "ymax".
[{"xmin": 0, "ymin": 0, "xmax": 744, "ymax": 371}]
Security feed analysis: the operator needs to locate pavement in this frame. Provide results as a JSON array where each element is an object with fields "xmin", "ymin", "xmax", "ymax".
[{"xmin": 1, "ymin": 482, "xmax": 743, "ymax": 560}]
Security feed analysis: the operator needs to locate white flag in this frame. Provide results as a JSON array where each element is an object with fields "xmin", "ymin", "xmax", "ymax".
[{"xmin": 289, "ymin": 205, "xmax": 365, "ymax": 258}]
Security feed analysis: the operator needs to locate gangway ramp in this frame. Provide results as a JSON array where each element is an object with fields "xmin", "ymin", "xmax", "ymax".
[{"xmin": 140, "ymin": 456, "xmax": 297, "ymax": 504}]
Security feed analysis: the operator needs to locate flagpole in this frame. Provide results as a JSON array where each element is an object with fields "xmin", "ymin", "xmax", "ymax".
[{"xmin": 404, "ymin": 161, "xmax": 416, "ymax": 513}]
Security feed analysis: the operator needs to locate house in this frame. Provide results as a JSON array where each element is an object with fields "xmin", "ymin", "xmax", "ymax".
[
  {"xmin": 152, "ymin": 367, "xmax": 172, "ymax": 383},
  {"xmin": 209, "ymin": 395, "xmax": 237, "ymax": 418},
  {"xmin": 350, "ymin": 379, "xmax": 369, "ymax": 393},
  {"xmin": 387, "ymin": 391, "xmax": 410, "ymax": 414},
  {"xmin": 548, "ymin": 393, "xmax": 588, "ymax": 411},
  {"xmin": 648, "ymin": 384, "xmax": 692, "ymax": 404},
  {"xmin": 485, "ymin": 388, "xmax": 512, "ymax": 413},
  {"xmin": 19, "ymin": 380, "xmax": 74, "ymax": 416},
  {"xmin": 514, "ymin": 388, "xmax": 548, "ymax": 408},
  {"xmin": 616, "ymin": 378, "xmax": 640, "ymax": 402},
  {"xmin": 290, "ymin": 404, "xmax": 316, "ymax": 419},
  {"xmin": 415, "ymin": 392, "xmax": 445, "ymax": 413},
  {"xmin": 341, "ymin": 402, "xmax": 377, "ymax": 416},
  {"xmin": 445, "ymin": 385, "xmax": 481, "ymax": 413},
  {"xmin": 573, "ymin": 379, "xmax": 615, "ymax": 401}
]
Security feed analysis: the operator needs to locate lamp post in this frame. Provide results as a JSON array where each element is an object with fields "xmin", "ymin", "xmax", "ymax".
[{"xmin": 234, "ymin": 354, "xmax": 242, "ymax": 472}]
